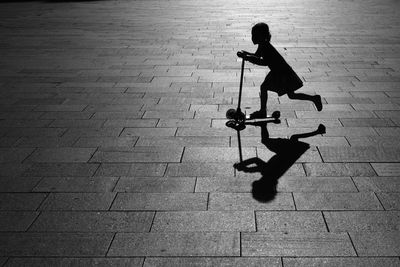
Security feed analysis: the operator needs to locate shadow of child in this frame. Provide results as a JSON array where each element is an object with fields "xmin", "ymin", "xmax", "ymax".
[{"xmin": 234, "ymin": 122, "xmax": 325, "ymax": 202}]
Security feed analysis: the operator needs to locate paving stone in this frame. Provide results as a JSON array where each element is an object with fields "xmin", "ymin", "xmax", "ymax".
[
  {"xmin": 372, "ymin": 163, "xmax": 400, "ymax": 176},
  {"xmin": 294, "ymin": 193, "xmax": 383, "ymax": 210},
  {"xmin": 183, "ymin": 147, "xmax": 256, "ymax": 162},
  {"xmin": 324, "ymin": 211, "xmax": 400, "ymax": 232},
  {"xmin": 0, "ymin": 119, "xmax": 52, "ymax": 128},
  {"xmin": 16, "ymin": 136, "xmax": 79, "ymax": 148},
  {"xmin": 143, "ymin": 257, "xmax": 281, "ymax": 267},
  {"xmin": 353, "ymin": 177, "xmax": 400, "ymax": 192},
  {"xmin": 346, "ymin": 136, "xmax": 400, "ymax": 147},
  {"xmin": 5, "ymin": 128, "xmax": 67, "ymax": 137},
  {"xmin": 296, "ymin": 111, "xmax": 375, "ymax": 119},
  {"xmin": 319, "ymin": 146, "xmax": 400, "ymax": 162},
  {"xmin": 209, "ymin": 193, "xmax": 295, "ymax": 211},
  {"xmin": 91, "ymin": 111, "xmax": 143, "ymax": 119},
  {"xmin": 39, "ymin": 193, "xmax": 116, "ymax": 211},
  {"xmin": 114, "ymin": 177, "xmax": 195, "ymax": 193},
  {"xmin": 137, "ymin": 136, "xmax": 229, "ymax": 147},
  {"xmin": 0, "ymin": 193, "xmax": 47, "ymax": 211},
  {"xmin": 350, "ymin": 231, "xmax": 400, "ymax": 256},
  {"xmin": 91, "ymin": 147, "xmax": 183, "ymax": 163},
  {"xmin": 322, "ymin": 127, "xmax": 378, "ymax": 137},
  {"xmin": 103, "ymin": 119, "xmax": 157, "ymax": 127},
  {"xmin": 0, "ymin": 211, "xmax": 39, "ymax": 231},
  {"xmin": 151, "ymin": 211, "xmax": 255, "ymax": 232},
  {"xmin": 374, "ymin": 127, "xmax": 400, "ymax": 136},
  {"xmin": 286, "ymin": 118, "xmax": 342, "ymax": 128},
  {"xmin": 74, "ymin": 137, "xmax": 138, "ymax": 148},
  {"xmin": 108, "ymin": 232, "xmax": 239, "ymax": 256},
  {"xmin": 195, "ymin": 177, "xmax": 255, "ymax": 193},
  {"xmin": 339, "ymin": 118, "xmax": 395, "ymax": 127},
  {"xmin": 157, "ymin": 118, "xmax": 211, "ymax": 128},
  {"xmin": 167, "ymin": 163, "xmax": 234, "ymax": 177},
  {"xmin": 256, "ymin": 211, "xmax": 327, "ymax": 232},
  {"xmin": 0, "ymin": 233, "xmax": 113, "ymax": 256},
  {"xmin": 5, "ymin": 258, "xmax": 144, "ymax": 267},
  {"xmin": 49, "ymin": 119, "xmax": 105, "ymax": 128},
  {"xmin": 23, "ymin": 163, "xmax": 99, "ymax": 177},
  {"xmin": 283, "ymin": 257, "xmax": 400, "ymax": 267},
  {"xmin": 26, "ymin": 148, "xmax": 96, "ymax": 163},
  {"xmin": 376, "ymin": 193, "xmax": 400, "ymax": 210},
  {"xmin": 121, "ymin": 127, "xmax": 176, "ymax": 137},
  {"xmin": 278, "ymin": 176, "xmax": 357, "ymax": 192},
  {"xmin": 33, "ymin": 176, "xmax": 118, "ymax": 192},
  {"xmin": 242, "ymin": 232, "xmax": 355, "ymax": 256},
  {"xmin": 111, "ymin": 193, "xmax": 208, "ymax": 211},
  {"xmin": 30, "ymin": 211, "xmax": 153, "ymax": 232},
  {"xmin": 64, "ymin": 128, "xmax": 123, "ymax": 137},
  {"xmin": 0, "ymin": 177, "xmax": 42, "ymax": 192},
  {"xmin": 143, "ymin": 111, "xmax": 194, "ymax": 119},
  {"xmin": 0, "ymin": 163, "xmax": 31, "ymax": 177},
  {"xmin": 304, "ymin": 163, "xmax": 376, "ymax": 176},
  {"xmin": 95, "ymin": 163, "xmax": 166, "ymax": 177}
]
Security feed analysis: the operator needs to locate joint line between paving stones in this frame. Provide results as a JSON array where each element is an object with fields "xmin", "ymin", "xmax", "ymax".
[
  {"xmin": 148, "ymin": 211, "xmax": 157, "ymax": 232},
  {"xmin": 347, "ymin": 232, "xmax": 359, "ymax": 256},
  {"xmin": 193, "ymin": 177, "xmax": 198, "ymax": 193},
  {"xmin": 92, "ymin": 163, "xmax": 102, "ymax": 177},
  {"xmin": 179, "ymin": 147, "xmax": 186, "ymax": 163},
  {"xmin": 87, "ymin": 147, "xmax": 99, "ymax": 163},
  {"xmin": 373, "ymin": 192, "xmax": 386, "ymax": 211},
  {"xmin": 369, "ymin": 163, "xmax": 379, "ymax": 176},
  {"xmin": 107, "ymin": 192, "xmax": 118, "ymax": 211},
  {"xmin": 36, "ymin": 193, "xmax": 50, "ymax": 212},
  {"xmin": 206, "ymin": 192, "xmax": 210, "ymax": 210},
  {"xmin": 321, "ymin": 211, "xmax": 330, "ymax": 232},
  {"xmin": 25, "ymin": 210, "xmax": 42, "ymax": 232},
  {"xmin": 110, "ymin": 176, "xmax": 121, "ymax": 192},
  {"xmin": 291, "ymin": 193, "xmax": 297, "ymax": 210},
  {"xmin": 239, "ymin": 231, "xmax": 242, "ymax": 257},
  {"xmin": 349, "ymin": 176, "xmax": 360, "ymax": 192},
  {"xmin": 254, "ymin": 210, "xmax": 258, "ymax": 232},
  {"xmin": 20, "ymin": 147, "xmax": 38, "ymax": 164},
  {"xmin": 315, "ymin": 146, "xmax": 324, "ymax": 163},
  {"xmin": 105, "ymin": 232, "xmax": 117, "ymax": 257}
]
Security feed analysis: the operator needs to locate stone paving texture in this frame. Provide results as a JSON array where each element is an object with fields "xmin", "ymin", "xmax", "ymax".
[{"xmin": 0, "ymin": 0, "xmax": 399, "ymax": 265}]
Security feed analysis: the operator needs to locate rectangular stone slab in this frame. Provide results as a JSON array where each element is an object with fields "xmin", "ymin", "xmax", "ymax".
[{"xmin": 108, "ymin": 232, "xmax": 240, "ymax": 256}]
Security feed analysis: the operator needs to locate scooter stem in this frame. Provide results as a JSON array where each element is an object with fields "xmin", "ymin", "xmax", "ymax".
[{"xmin": 237, "ymin": 58, "xmax": 245, "ymax": 112}]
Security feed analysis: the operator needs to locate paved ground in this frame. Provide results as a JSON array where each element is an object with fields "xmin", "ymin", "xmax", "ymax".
[{"xmin": 0, "ymin": 0, "xmax": 399, "ymax": 266}]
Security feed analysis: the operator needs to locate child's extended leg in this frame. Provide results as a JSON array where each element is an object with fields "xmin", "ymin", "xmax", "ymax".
[{"xmin": 287, "ymin": 91, "xmax": 323, "ymax": 111}]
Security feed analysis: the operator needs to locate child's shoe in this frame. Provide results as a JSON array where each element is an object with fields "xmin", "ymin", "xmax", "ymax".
[
  {"xmin": 314, "ymin": 95, "xmax": 323, "ymax": 111},
  {"xmin": 249, "ymin": 110, "xmax": 267, "ymax": 119}
]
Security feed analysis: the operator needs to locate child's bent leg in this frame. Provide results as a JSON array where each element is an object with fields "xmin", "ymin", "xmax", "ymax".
[{"xmin": 287, "ymin": 92, "xmax": 323, "ymax": 111}]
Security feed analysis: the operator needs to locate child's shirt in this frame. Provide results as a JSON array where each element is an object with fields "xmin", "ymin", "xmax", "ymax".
[{"xmin": 255, "ymin": 42, "xmax": 290, "ymax": 71}]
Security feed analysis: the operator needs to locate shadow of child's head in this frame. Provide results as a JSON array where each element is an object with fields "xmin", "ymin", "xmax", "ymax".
[{"xmin": 251, "ymin": 179, "xmax": 277, "ymax": 202}]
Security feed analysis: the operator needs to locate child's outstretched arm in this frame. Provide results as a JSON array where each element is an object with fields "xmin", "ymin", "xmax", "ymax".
[{"xmin": 237, "ymin": 51, "xmax": 267, "ymax": 66}]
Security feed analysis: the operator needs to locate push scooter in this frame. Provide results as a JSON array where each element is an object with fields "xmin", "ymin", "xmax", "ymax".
[{"xmin": 225, "ymin": 55, "xmax": 280, "ymax": 131}]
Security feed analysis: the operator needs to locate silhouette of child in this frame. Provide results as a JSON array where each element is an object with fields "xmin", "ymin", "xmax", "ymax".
[{"xmin": 237, "ymin": 22, "xmax": 323, "ymax": 119}]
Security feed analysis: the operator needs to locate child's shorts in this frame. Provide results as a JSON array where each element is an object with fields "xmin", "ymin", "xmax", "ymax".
[{"xmin": 261, "ymin": 67, "xmax": 303, "ymax": 96}]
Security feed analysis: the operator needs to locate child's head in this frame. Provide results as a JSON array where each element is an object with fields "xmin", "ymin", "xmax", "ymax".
[{"xmin": 251, "ymin": 22, "xmax": 271, "ymax": 44}]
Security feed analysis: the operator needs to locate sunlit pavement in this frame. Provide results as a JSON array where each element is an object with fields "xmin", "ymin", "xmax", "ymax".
[{"xmin": 0, "ymin": 0, "xmax": 399, "ymax": 265}]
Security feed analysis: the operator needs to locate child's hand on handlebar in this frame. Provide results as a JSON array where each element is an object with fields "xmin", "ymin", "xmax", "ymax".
[{"xmin": 237, "ymin": 50, "xmax": 251, "ymax": 60}]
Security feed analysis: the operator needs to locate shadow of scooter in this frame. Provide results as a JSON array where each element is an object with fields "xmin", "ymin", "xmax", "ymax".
[{"xmin": 234, "ymin": 121, "xmax": 326, "ymax": 202}]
